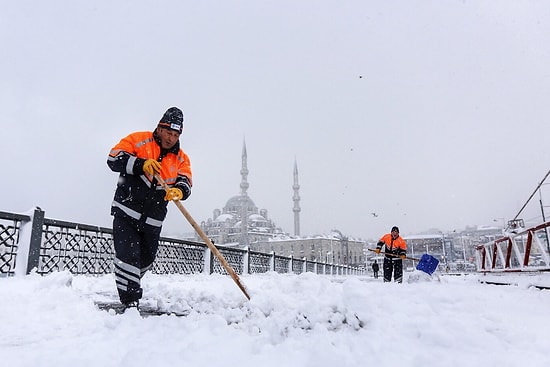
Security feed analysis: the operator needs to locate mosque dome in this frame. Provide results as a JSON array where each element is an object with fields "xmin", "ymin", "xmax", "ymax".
[{"xmin": 223, "ymin": 195, "xmax": 257, "ymax": 214}]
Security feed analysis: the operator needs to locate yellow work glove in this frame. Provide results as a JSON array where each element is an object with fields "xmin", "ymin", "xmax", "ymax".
[
  {"xmin": 400, "ymin": 254, "xmax": 406, "ymax": 260},
  {"xmin": 143, "ymin": 159, "xmax": 161, "ymax": 176},
  {"xmin": 374, "ymin": 248, "xmax": 381, "ymax": 254},
  {"xmin": 164, "ymin": 188, "xmax": 183, "ymax": 201}
]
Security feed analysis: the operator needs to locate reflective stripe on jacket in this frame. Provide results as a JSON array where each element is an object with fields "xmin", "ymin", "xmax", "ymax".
[{"xmin": 107, "ymin": 130, "xmax": 192, "ymax": 228}]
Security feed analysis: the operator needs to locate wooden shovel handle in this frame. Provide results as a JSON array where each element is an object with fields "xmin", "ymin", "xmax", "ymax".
[
  {"xmin": 367, "ymin": 248, "xmax": 421, "ymax": 261},
  {"xmin": 155, "ymin": 174, "xmax": 251, "ymax": 300}
]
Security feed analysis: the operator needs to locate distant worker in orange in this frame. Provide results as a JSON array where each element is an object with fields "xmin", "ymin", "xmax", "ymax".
[{"xmin": 374, "ymin": 226, "xmax": 407, "ymax": 283}]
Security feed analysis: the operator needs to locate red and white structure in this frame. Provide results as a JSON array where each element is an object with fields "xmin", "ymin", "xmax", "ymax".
[{"xmin": 475, "ymin": 221, "xmax": 550, "ymax": 273}]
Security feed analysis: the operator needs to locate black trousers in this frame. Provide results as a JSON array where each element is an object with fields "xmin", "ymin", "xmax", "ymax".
[
  {"xmin": 383, "ymin": 257, "xmax": 403, "ymax": 283},
  {"xmin": 112, "ymin": 215, "xmax": 161, "ymax": 303}
]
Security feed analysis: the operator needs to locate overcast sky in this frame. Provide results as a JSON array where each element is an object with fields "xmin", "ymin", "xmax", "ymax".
[{"xmin": 2, "ymin": 1, "xmax": 550, "ymax": 240}]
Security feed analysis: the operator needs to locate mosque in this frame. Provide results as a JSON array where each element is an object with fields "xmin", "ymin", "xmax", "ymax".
[
  {"xmin": 199, "ymin": 141, "xmax": 291, "ymax": 246},
  {"xmin": 199, "ymin": 141, "xmax": 367, "ymax": 268}
]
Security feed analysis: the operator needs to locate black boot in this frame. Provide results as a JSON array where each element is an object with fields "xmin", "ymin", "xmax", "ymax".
[{"xmin": 123, "ymin": 300, "xmax": 139, "ymax": 311}]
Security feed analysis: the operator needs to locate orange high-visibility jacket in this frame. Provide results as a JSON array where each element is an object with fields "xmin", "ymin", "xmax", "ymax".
[
  {"xmin": 377, "ymin": 233, "xmax": 407, "ymax": 257},
  {"xmin": 107, "ymin": 130, "xmax": 192, "ymax": 228}
]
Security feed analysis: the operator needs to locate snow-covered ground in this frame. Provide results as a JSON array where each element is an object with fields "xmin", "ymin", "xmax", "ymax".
[{"xmin": 1, "ymin": 271, "xmax": 548, "ymax": 367}]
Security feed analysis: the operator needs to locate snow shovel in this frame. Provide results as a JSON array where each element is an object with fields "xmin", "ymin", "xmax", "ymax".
[
  {"xmin": 154, "ymin": 174, "xmax": 251, "ymax": 300},
  {"xmin": 367, "ymin": 249, "xmax": 439, "ymax": 275},
  {"xmin": 415, "ymin": 253, "xmax": 439, "ymax": 275}
]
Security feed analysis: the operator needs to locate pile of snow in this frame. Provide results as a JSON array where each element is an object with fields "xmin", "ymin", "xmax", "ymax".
[{"xmin": 1, "ymin": 271, "xmax": 548, "ymax": 367}]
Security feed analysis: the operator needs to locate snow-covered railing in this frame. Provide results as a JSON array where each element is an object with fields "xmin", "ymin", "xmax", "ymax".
[
  {"xmin": 0, "ymin": 207, "xmax": 363, "ymax": 277},
  {"xmin": 0, "ymin": 210, "xmax": 30, "ymax": 276},
  {"xmin": 474, "ymin": 221, "xmax": 550, "ymax": 272}
]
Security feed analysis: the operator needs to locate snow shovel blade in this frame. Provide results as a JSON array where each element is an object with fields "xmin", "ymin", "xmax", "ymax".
[{"xmin": 416, "ymin": 254, "xmax": 439, "ymax": 275}]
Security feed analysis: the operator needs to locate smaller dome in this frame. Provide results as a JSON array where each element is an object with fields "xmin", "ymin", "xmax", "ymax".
[
  {"xmin": 214, "ymin": 213, "xmax": 234, "ymax": 222},
  {"xmin": 249, "ymin": 214, "xmax": 267, "ymax": 222}
]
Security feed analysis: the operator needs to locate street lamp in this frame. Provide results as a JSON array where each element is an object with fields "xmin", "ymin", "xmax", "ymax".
[
  {"xmin": 440, "ymin": 232, "xmax": 447, "ymax": 265},
  {"xmin": 460, "ymin": 236, "xmax": 467, "ymax": 262}
]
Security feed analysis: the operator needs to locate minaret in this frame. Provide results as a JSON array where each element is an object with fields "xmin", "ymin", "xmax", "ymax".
[
  {"xmin": 240, "ymin": 140, "xmax": 249, "ymax": 196},
  {"xmin": 292, "ymin": 158, "xmax": 301, "ymax": 236},
  {"xmin": 240, "ymin": 139, "xmax": 249, "ymax": 246}
]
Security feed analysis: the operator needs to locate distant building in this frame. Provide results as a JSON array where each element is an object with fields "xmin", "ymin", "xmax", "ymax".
[
  {"xmin": 404, "ymin": 234, "xmax": 449, "ymax": 263},
  {"xmin": 250, "ymin": 233, "xmax": 366, "ymax": 268},
  {"xmin": 401, "ymin": 225, "xmax": 504, "ymax": 271},
  {"xmin": 199, "ymin": 141, "xmax": 365, "ymax": 267}
]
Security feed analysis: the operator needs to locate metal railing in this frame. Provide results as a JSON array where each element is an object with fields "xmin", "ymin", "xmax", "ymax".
[
  {"xmin": 1, "ymin": 207, "xmax": 363, "ymax": 277},
  {"xmin": 475, "ymin": 221, "xmax": 550, "ymax": 272},
  {"xmin": 0, "ymin": 211, "xmax": 28, "ymax": 275}
]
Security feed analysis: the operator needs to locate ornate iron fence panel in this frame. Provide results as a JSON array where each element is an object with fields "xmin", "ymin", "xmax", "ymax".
[
  {"xmin": 0, "ymin": 211, "xmax": 29, "ymax": 276},
  {"xmin": 92, "ymin": 232, "xmax": 116, "ymax": 274},
  {"xmin": 39, "ymin": 220, "xmax": 115, "ymax": 275},
  {"xmin": 306, "ymin": 261, "xmax": 315, "ymax": 273},
  {"xmin": 292, "ymin": 258, "xmax": 304, "ymax": 274},
  {"xmin": 249, "ymin": 251, "xmax": 271, "ymax": 274},
  {"xmin": 154, "ymin": 238, "xmax": 206, "ymax": 274},
  {"xmin": 213, "ymin": 247, "xmax": 244, "ymax": 275},
  {"xmin": 274, "ymin": 255, "xmax": 290, "ymax": 274}
]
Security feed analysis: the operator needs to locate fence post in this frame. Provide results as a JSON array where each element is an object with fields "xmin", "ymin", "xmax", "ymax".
[
  {"xmin": 25, "ymin": 207, "xmax": 45, "ymax": 275},
  {"xmin": 270, "ymin": 251, "xmax": 275, "ymax": 272},
  {"xmin": 203, "ymin": 247, "xmax": 213, "ymax": 274},
  {"xmin": 243, "ymin": 247, "xmax": 250, "ymax": 275}
]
